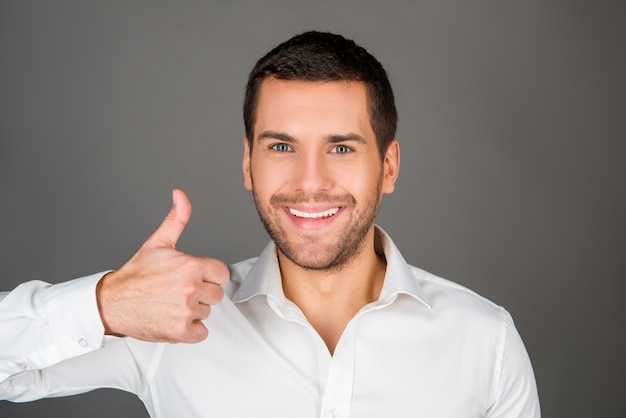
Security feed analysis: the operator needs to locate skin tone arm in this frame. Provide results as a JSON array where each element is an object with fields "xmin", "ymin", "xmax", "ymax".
[{"xmin": 96, "ymin": 189, "xmax": 230, "ymax": 344}]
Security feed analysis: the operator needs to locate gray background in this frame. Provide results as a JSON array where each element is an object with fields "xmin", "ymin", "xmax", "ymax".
[{"xmin": 1, "ymin": 1, "xmax": 624, "ymax": 417}]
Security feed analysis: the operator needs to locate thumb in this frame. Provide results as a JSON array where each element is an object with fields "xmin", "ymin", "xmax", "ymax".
[{"xmin": 145, "ymin": 189, "xmax": 192, "ymax": 248}]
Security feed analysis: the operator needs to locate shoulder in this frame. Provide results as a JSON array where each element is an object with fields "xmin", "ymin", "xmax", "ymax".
[
  {"xmin": 406, "ymin": 266, "xmax": 539, "ymax": 415},
  {"xmin": 409, "ymin": 265, "xmax": 513, "ymax": 329}
]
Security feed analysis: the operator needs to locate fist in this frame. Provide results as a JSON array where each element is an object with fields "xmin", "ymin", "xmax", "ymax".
[{"xmin": 96, "ymin": 189, "xmax": 230, "ymax": 343}]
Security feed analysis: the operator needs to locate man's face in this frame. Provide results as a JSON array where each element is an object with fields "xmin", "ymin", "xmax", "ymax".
[{"xmin": 243, "ymin": 78, "xmax": 399, "ymax": 271}]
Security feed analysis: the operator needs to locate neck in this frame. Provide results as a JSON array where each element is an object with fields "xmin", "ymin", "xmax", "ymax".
[{"xmin": 278, "ymin": 227, "xmax": 386, "ymax": 354}]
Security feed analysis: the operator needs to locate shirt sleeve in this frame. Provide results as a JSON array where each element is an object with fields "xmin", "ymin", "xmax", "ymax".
[
  {"xmin": 0, "ymin": 273, "xmax": 110, "ymax": 395},
  {"xmin": 486, "ymin": 310, "xmax": 541, "ymax": 417},
  {"xmin": 0, "ymin": 274, "xmax": 151, "ymax": 402}
]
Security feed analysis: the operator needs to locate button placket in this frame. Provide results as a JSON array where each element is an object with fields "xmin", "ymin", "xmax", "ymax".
[{"xmin": 319, "ymin": 317, "xmax": 357, "ymax": 418}]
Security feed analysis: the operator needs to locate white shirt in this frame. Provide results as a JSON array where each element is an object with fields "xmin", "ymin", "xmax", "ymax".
[{"xmin": 0, "ymin": 228, "xmax": 540, "ymax": 417}]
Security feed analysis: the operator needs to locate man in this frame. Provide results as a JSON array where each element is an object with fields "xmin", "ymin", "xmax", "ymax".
[{"xmin": 0, "ymin": 31, "xmax": 540, "ymax": 417}]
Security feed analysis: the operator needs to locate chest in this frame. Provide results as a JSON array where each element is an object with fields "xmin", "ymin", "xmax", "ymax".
[{"xmin": 140, "ymin": 298, "xmax": 494, "ymax": 418}]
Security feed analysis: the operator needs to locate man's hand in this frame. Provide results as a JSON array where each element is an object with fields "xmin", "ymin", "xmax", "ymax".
[{"xmin": 96, "ymin": 189, "xmax": 229, "ymax": 343}]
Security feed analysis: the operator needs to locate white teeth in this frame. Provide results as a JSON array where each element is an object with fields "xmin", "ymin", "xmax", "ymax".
[{"xmin": 289, "ymin": 207, "xmax": 339, "ymax": 219}]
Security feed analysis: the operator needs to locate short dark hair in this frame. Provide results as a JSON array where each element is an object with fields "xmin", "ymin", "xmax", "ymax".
[{"xmin": 243, "ymin": 31, "xmax": 397, "ymax": 158}]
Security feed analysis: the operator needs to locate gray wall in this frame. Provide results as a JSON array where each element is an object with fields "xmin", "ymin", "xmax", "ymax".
[{"xmin": 1, "ymin": 1, "xmax": 624, "ymax": 417}]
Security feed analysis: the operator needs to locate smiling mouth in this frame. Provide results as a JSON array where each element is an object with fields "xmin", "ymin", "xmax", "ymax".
[{"xmin": 288, "ymin": 207, "xmax": 340, "ymax": 219}]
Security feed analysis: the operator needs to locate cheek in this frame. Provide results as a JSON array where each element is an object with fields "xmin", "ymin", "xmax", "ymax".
[
  {"xmin": 332, "ymin": 161, "xmax": 380, "ymax": 195},
  {"xmin": 251, "ymin": 159, "xmax": 289, "ymax": 196}
]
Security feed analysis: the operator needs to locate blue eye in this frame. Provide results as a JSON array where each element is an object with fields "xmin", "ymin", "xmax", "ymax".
[
  {"xmin": 332, "ymin": 145, "xmax": 352, "ymax": 154},
  {"xmin": 271, "ymin": 143, "xmax": 292, "ymax": 152}
]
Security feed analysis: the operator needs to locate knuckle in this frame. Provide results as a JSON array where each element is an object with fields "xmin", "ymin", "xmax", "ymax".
[
  {"xmin": 200, "ymin": 304, "xmax": 212, "ymax": 319},
  {"xmin": 183, "ymin": 304, "xmax": 197, "ymax": 319},
  {"xmin": 199, "ymin": 283, "xmax": 224, "ymax": 305},
  {"xmin": 180, "ymin": 283, "xmax": 198, "ymax": 298},
  {"xmin": 193, "ymin": 324, "xmax": 209, "ymax": 342},
  {"xmin": 171, "ymin": 322, "xmax": 192, "ymax": 342},
  {"xmin": 206, "ymin": 258, "xmax": 231, "ymax": 284},
  {"xmin": 180, "ymin": 258, "xmax": 202, "ymax": 277},
  {"xmin": 211, "ymin": 285, "xmax": 225, "ymax": 302}
]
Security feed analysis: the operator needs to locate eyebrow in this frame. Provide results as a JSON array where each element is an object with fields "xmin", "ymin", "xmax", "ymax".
[
  {"xmin": 257, "ymin": 131, "xmax": 296, "ymax": 143},
  {"xmin": 257, "ymin": 131, "xmax": 367, "ymax": 145},
  {"xmin": 327, "ymin": 133, "xmax": 367, "ymax": 144}
]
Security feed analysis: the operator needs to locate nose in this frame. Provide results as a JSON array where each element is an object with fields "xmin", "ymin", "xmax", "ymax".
[{"xmin": 291, "ymin": 152, "xmax": 333, "ymax": 194}]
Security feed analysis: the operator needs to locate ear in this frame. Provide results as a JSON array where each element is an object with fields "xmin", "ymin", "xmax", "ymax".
[
  {"xmin": 242, "ymin": 137, "xmax": 253, "ymax": 190},
  {"xmin": 381, "ymin": 140, "xmax": 400, "ymax": 194}
]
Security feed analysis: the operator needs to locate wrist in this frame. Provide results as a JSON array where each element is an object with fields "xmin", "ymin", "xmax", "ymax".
[{"xmin": 96, "ymin": 271, "xmax": 124, "ymax": 337}]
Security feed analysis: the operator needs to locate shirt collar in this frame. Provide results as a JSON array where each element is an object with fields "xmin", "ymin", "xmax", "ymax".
[
  {"xmin": 375, "ymin": 226, "xmax": 430, "ymax": 308},
  {"xmin": 232, "ymin": 239, "xmax": 285, "ymax": 304},
  {"xmin": 232, "ymin": 226, "xmax": 430, "ymax": 309}
]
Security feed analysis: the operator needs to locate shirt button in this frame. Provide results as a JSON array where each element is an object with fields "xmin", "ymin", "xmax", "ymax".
[
  {"xmin": 78, "ymin": 338, "xmax": 88, "ymax": 348},
  {"xmin": 329, "ymin": 408, "xmax": 339, "ymax": 418},
  {"xmin": 16, "ymin": 361, "xmax": 27, "ymax": 370}
]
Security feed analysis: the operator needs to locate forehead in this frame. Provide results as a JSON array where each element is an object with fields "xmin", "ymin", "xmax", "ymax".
[{"xmin": 253, "ymin": 78, "xmax": 373, "ymax": 141}]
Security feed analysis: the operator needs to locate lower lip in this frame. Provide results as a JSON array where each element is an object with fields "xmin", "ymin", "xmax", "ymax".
[{"xmin": 283, "ymin": 207, "xmax": 344, "ymax": 231}]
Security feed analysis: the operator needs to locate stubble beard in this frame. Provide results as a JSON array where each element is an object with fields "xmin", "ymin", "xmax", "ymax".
[{"xmin": 251, "ymin": 172, "xmax": 383, "ymax": 272}]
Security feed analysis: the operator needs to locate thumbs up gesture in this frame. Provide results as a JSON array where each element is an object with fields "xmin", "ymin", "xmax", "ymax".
[{"xmin": 96, "ymin": 189, "xmax": 230, "ymax": 343}]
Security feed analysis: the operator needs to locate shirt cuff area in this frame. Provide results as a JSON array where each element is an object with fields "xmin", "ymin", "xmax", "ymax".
[{"xmin": 44, "ymin": 272, "xmax": 110, "ymax": 358}]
